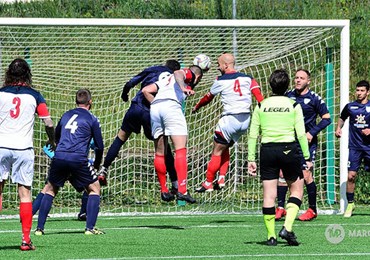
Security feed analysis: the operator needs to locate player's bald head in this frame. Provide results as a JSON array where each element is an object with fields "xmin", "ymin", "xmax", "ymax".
[
  {"xmin": 219, "ymin": 53, "xmax": 235, "ymax": 65},
  {"xmin": 217, "ymin": 53, "xmax": 235, "ymax": 74}
]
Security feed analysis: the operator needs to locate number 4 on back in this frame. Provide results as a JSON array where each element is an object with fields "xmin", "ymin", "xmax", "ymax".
[{"xmin": 65, "ymin": 114, "xmax": 79, "ymax": 133}]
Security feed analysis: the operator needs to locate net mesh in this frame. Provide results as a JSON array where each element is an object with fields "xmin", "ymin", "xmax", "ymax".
[{"xmin": 0, "ymin": 22, "xmax": 342, "ymax": 215}]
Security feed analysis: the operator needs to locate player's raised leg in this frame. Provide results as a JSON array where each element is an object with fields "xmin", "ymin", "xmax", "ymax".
[
  {"xmin": 171, "ymin": 135, "xmax": 196, "ymax": 204},
  {"xmin": 153, "ymin": 135, "xmax": 175, "ymax": 202}
]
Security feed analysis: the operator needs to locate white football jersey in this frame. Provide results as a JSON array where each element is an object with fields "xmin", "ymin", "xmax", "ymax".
[
  {"xmin": 0, "ymin": 86, "xmax": 50, "ymax": 150},
  {"xmin": 152, "ymin": 68, "xmax": 194, "ymax": 106},
  {"xmin": 152, "ymin": 74, "xmax": 185, "ymax": 106},
  {"xmin": 210, "ymin": 72, "xmax": 260, "ymax": 115}
]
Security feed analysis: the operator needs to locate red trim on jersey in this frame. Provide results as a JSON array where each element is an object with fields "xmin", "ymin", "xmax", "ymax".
[
  {"xmin": 182, "ymin": 68, "xmax": 194, "ymax": 84},
  {"xmin": 195, "ymin": 92, "xmax": 214, "ymax": 110},
  {"xmin": 36, "ymin": 103, "xmax": 50, "ymax": 118},
  {"xmin": 250, "ymin": 79, "xmax": 264, "ymax": 102}
]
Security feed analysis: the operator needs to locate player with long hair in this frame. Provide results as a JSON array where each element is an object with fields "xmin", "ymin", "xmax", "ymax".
[{"xmin": 0, "ymin": 58, "xmax": 55, "ymax": 250}]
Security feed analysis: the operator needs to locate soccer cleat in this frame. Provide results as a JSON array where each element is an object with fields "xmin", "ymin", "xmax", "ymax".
[
  {"xmin": 34, "ymin": 228, "xmax": 44, "ymax": 236},
  {"xmin": 275, "ymin": 207, "xmax": 287, "ymax": 221},
  {"xmin": 20, "ymin": 241, "xmax": 36, "ymax": 251},
  {"xmin": 161, "ymin": 192, "xmax": 175, "ymax": 202},
  {"xmin": 266, "ymin": 237, "xmax": 277, "ymax": 246},
  {"xmin": 298, "ymin": 208, "xmax": 317, "ymax": 221},
  {"xmin": 344, "ymin": 203, "xmax": 355, "ymax": 218},
  {"xmin": 177, "ymin": 191, "xmax": 196, "ymax": 204},
  {"xmin": 77, "ymin": 212, "xmax": 87, "ymax": 221},
  {"xmin": 195, "ymin": 182, "xmax": 214, "ymax": 193},
  {"xmin": 85, "ymin": 228, "xmax": 105, "ymax": 235},
  {"xmin": 279, "ymin": 226, "xmax": 299, "ymax": 246},
  {"xmin": 217, "ymin": 176, "xmax": 225, "ymax": 188},
  {"xmin": 170, "ymin": 186, "xmax": 178, "ymax": 195}
]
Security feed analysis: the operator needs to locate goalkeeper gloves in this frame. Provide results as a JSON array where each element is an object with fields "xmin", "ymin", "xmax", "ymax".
[{"xmin": 42, "ymin": 144, "xmax": 55, "ymax": 159}]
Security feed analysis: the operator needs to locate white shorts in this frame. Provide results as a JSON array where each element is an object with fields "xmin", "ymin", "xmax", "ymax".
[
  {"xmin": 150, "ymin": 100, "xmax": 188, "ymax": 139},
  {"xmin": 0, "ymin": 148, "xmax": 35, "ymax": 186},
  {"xmin": 215, "ymin": 113, "xmax": 250, "ymax": 143}
]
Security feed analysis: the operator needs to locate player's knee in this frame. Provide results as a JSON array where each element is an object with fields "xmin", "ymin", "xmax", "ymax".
[
  {"xmin": 87, "ymin": 180, "xmax": 101, "ymax": 195},
  {"xmin": 348, "ymin": 173, "xmax": 356, "ymax": 182}
]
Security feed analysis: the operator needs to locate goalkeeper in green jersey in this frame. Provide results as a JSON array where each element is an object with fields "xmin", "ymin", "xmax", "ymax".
[{"xmin": 247, "ymin": 69, "xmax": 312, "ymax": 246}]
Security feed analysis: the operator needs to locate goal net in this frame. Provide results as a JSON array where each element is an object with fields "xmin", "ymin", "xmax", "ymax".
[{"xmin": 0, "ymin": 19, "xmax": 349, "ymax": 217}]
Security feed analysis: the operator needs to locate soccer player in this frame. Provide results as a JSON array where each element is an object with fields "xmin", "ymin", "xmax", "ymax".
[
  {"xmin": 142, "ymin": 65, "xmax": 203, "ymax": 203},
  {"xmin": 0, "ymin": 58, "xmax": 55, "ymax": 250},
  {"xmin": 35, "ymin": 89, "xmax": 105, "ymax": 235},
  {"xmin": 32, "ymin": 143, "xmax": 93, "ymax": 221},
  {"xmin": 248, "ymin": 69, "xmax": 311, "ymax": 246},
  {"xmin": 335, "ymin": 80, "xmax": 370, "ymax": 218},
  {"xmin": 275, "ymin": 69, "xmax": 331, "ymax": 221},
  {"xmin": 98, "ymin": 60, "xmax": 180, "ymax": 202},
  {"xmin": 192, "ymin": 53, "xmax": 264, "ymax": 192}
]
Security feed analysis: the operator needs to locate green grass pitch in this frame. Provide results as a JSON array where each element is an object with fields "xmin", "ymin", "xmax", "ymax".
[{"xmin": 1, "ymin": 206, "xmax": 370, "ymax": 259}]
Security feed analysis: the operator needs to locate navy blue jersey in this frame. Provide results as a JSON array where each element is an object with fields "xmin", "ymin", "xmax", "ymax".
[
  {"xmin": 340, "ymin": 100, "xmax": 370, "ymax": 151},
  {"xmin": 125, "ymin": 65, "xmax": 173, "ymax": 110},
  {"xmin": 286, "ymin": 89, "xmax": 330, "ymax": 140},
  {"xmin": 54, "ymin": 107, "xmax": 104, "ymax": 163}
]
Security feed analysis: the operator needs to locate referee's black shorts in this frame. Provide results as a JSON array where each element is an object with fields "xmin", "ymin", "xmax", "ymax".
[{"xmin": 259, "ymin": 142, "xmax": 304, "ymax": 181}]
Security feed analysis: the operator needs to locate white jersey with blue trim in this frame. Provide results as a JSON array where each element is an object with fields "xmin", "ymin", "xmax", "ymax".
[
  {"xmin": 0, "ymin": 86, "xmax": 49, "ymax": 150},
  {"xmin": 210, "ymin": 72, "xmax": 258, "ymax": 115}
]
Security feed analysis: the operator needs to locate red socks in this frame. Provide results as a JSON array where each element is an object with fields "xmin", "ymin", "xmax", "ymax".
[
  {"xmin": 206, "ymin": 155, "xmax": 221, "ymax": 183},
  {"xmin": 20, "ymin": 202, "xmax": 32, "ymax": 244},
  {"xmin": 154, "ymin": 154, "xmax": 168, "ymax": 193},
  {"xmin": 219, "ymin": 149, "xmax": 230, "ymax": 178},
  {"xmin": 175, "ymin": 148, "xmax": 188, "ymax": 194}
]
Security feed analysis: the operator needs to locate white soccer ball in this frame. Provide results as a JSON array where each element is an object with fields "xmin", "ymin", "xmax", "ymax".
[{"xmin": 193, "ymin": 54, "xmax": 211, "ymax": 72}]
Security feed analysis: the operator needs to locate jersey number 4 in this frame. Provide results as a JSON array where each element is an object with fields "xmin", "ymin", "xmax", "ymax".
[
  {"xmin": 65, "ymin": 114, "xmax": 79, "ymax": 134},
  {"xmin": 233, "ymin": 79, "xmax": 242, "ymax": 96}
]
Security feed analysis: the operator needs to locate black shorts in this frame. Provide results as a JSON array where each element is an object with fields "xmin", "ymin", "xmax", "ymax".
[
  {"xmin": 260, "ymin": 142, "xmax": 303, "ymax": 181},
  {"xmin": 121, "ymin": 103, "xmax": 152, "ymax": 140},
  {"xmin": 48, "ymin": 158, "xmax": 97, "ymax": 192}
]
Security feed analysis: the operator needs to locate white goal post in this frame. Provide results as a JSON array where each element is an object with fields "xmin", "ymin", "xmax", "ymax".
[{"xmin": 0, "ymin": 18, "xmax": 349, "ymax": 217}]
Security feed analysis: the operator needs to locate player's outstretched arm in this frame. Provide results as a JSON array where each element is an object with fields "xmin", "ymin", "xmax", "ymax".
[{"xmin": 192, "ymin": 92, "xmax": 214, "ymax": 113}]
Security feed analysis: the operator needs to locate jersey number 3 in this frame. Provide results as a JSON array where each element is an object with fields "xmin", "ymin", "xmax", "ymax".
[
  {"xmin": 65, "ymin": 114, "xmax": 79, "ymax": 134},
  {"xmin": 233, "ymin": 79, "xmax": 242, "ymax": 96},
  {"xmin": 10, "ymin": 97, "xmax": 21, "ymax": 119}
]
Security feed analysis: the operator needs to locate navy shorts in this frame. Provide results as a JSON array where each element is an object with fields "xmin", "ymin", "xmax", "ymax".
[
  {"xmin": 348, "ymin": 149, "xmax": 370, "ymax": 172},
  {"xmin": 297, "ymin": 142, "xmax": 317, "ymax": 169},
  {"xmin": 48, "ymin": 158, "xmax": 97, "ymax": 192},
  {"xmin": 260, "ymin": 142, "xmax": 304, "ymax": 181},
  {"xmin": 121, "ymin": 102, "xmax": 152, "ymax": 140}
]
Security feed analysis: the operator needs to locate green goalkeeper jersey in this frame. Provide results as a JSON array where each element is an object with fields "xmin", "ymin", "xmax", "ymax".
[{"xmin": 248, "ymin": 95, "xmax": 310, "ymax": 161}]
